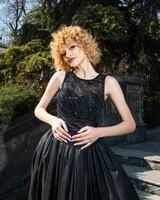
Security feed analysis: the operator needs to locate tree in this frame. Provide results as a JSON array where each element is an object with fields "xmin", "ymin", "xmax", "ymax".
[
  {"xmin": 0, "ymin": 0, "xmax": 160, "ymax": 89},
  {"xmin": 0, "ymin": 0, "xmax": 38, "ymax": 41}
]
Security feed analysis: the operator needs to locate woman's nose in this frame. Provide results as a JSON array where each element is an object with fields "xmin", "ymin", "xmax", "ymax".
[{"xmin": 66, "ymin": 50, "xmax": 72, "ymax": 58}]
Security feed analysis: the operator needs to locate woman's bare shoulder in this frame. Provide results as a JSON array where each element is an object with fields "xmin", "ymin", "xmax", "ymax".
[
  {"xmin": 52, "ymin": 70, "xmax": 66, "ymax": 78},
  {"xmin": 51, "ymin": 71, "xmax": 66, "ymax": 89},
  {"xmin": 105, "ymin": 74, "xmax": 120, "ymax": 85},
  {"xmin": 105, "ymin": 74, "xmax": 118, "ymax": 81},
  {"xmin": 104, "ymin": 75, "xmax": 121, "ymax": 98}
]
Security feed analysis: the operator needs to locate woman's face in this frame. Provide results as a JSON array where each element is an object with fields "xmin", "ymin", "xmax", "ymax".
[{"xmin": 60, "ymin": 43, "xmax": 88, "ymax": 68}]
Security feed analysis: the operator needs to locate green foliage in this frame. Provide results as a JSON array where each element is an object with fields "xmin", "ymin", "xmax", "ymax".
[
  {"xmin": 14, "ymin": 23, "xmax": 51, "ymax": 45},
  {"xmin": 0, "ymin": 0, "xmax": 159, "ymax": 128},
  {"xmin": 0, "ymin": 45, "xmax": 31, "ymax": 82},
  {"xmin": 0, "ymin": 39, "xmax": 54, "ymax": 86},
  {"xmin": 72, "ymin": 4, "xmax": 130, "ymax": 73},
  {"xmin": 25, "ymin": 39, "xmax": 49, "ymax": 53},
  {"xmin": 23, "ymin": 3, "xmax": 58, "ymax": 33},
  {"xmin": 20, "ymin": 51, "xmax": 53, "ymax": 87},
  {"xmin": 23, "ymin": 52, "xmax": 51, "ymax": 73},
  {"xmin": 7, "ymin": 0, "xmax": 159, "ymax": 78},
  {"xmin": 24, "ymin": 6, "xmax": 42, "ymax": 26},
  {"xmin": 0, "ymin": 84, "xmax": 42, "ymax": 126},
  {"xmin": 73, "ymin": 5, "xmax": 129, "ymax": 42}
]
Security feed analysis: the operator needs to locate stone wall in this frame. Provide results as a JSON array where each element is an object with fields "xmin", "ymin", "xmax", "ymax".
[{"xmin": 0, "ymin": 104, "xmax": 56, "ymax": 200}]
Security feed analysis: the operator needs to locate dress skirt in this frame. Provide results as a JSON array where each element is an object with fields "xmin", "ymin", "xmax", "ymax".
[{"xmin": 28, "ymin": 128, "xmax": 140, "ymax": 200}]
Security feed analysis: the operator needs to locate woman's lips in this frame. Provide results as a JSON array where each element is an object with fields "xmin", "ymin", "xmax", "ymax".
[{"xmin": 68, "ymin": 57, "xmax": 76, "ymax": 63}]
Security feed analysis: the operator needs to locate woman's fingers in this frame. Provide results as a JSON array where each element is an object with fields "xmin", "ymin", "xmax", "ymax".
[
  {"xmin": 72, "ymin": 136, "xmax": 89, "ymax": 143},
  {"xmin": 61, "ymin": 121, "xmax": 69, "ymax": 133},
  {"xmin": 53, "ymin": 124, "xmax": 96, "ymax": 148},
  {"xmin": 54, "ymin": 132, "xmax": 64, "ymax": 143},
  {"xmin": 80, "ymin": 142, "xmax": 92, "ymax": 150},
  {"xmin": 73, "ymin": 138, "xmax": 93, "ymax": 150},
  {"xmin": 72, "ymin": 131, "xmax": 88, "ymax": 139},
  {"xmin": 58, "ymin": 126, "xmax": 71, "ymax": 139},
  {"xmin": 74, "ymin": 139, "xmax": 89, "ymax": 146},
  {"xmin": 51, "ymin": 118, "xmax": 72, "ymax": 143},
  {"xmin": 55, "ymin": 128, "xmax": 70, "ymax": 142},
  {"xmin": 76, "ymin": 126, "xmax": 89, "ymax": 133},
  {"xmin": 54, "ymin": 129, "xmax": 69, "ymax": 143}
]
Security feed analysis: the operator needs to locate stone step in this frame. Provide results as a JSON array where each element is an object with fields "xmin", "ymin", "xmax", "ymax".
[
  {"xmin": 122, "ymin": 164, "xmax": 160, "ymax": 196},
  {"xmin": 111, "ymin": 146, "xmax": 160, "ymax": 170},
  {"xmin": 111, "ymin": 136, "xmax": 160, "ymax": 154},
  {"xmin": 136, "ymin": 188, "xmax": 160, "ymax": 200}
]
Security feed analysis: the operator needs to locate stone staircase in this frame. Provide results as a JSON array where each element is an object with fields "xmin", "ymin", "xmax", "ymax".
[{"xmin": 110, "ymin": 136, "xmax": 160, "ymax": 200}]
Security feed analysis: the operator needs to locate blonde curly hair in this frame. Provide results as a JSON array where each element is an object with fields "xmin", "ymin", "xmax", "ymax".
[{"xmin": 50, "ymin": 25, "xmax": 102, "ymax": 71}]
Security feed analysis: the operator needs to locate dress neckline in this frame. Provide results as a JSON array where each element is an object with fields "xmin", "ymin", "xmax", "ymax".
[{"xmin": 72, "ymin": 71, "xmax": 101, "ymax": 81}]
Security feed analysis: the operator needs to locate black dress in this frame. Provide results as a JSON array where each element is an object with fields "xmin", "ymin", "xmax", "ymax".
[{"xmin": 28, "ymin": 71, "xmax": 140, "ymax": 200}]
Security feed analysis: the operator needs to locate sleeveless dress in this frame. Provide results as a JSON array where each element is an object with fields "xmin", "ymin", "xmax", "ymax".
[{"xmin": 28, "ymin": 71, "xmax": 140, "ymax": 200}]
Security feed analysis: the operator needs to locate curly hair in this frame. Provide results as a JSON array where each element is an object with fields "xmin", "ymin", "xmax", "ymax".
[{"xmin": 50, "ymin": 25, "xmax": 102, "ymax": 71}]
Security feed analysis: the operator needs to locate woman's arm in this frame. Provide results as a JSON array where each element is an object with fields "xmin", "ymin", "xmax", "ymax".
[
  {"xmin": 97, "ymin": 75, "xmax": 136, "ymax": 138},
  {"xmin": 34, "ymin": 71, "xmax": 64, "ymax": 126},
  {"xmin": 34, "ymin": 70, "xmax": 71, "ymax": 142}
]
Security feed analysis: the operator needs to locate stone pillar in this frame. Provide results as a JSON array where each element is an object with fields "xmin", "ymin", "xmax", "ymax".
[{"xmin": 99, "ymin": 75, "xmax": 147, "ymax": 145}]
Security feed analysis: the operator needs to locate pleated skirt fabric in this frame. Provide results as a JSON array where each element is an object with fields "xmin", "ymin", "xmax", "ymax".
[{"xmin": 28, "ymin": 128, "xmax": 140, "ymax": 200}]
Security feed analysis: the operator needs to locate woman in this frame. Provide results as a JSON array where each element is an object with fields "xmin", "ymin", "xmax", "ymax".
[{"xmin": 28, "ymin": 25, "xmax": 140, "ymax": 200}]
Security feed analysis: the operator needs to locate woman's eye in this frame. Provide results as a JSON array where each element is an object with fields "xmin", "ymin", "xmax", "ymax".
[{"xmin": 70, "ymin": 45, "xmax": 76, "ymax": 49}]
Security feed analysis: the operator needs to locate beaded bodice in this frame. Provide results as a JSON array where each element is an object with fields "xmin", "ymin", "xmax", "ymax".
[{"xmin": 56, "ymin": 71, "xmax": 107, "ymax": 136}]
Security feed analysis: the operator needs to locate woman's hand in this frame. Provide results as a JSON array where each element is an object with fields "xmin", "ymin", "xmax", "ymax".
[
  {"xmin": 71, "ymin": 126, "xmax": 99, "ymax": 150},
  {"xmin": 51, "ymin": 117, "xmax": 72, "ymax": 143}
]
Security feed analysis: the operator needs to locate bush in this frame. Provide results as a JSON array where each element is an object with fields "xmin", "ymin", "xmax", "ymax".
[
  {"xmin": 0, "ymin": 45, "xmax": 31, "ymax": 82},
  {"xmin": 0, "ymin": 84, "xmax": 42, "ymax": 126},
  {"xmin": 0, "ymin": 39, "xmax": 54, "ymax": 85},
  {"xmin": 19, "ymin": 51, "xmax": 53, "ymax": 87}
]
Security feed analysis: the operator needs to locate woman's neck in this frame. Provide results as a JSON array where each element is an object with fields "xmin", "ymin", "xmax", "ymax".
[{"xmin": 74, "ymin": 63, "xmax": 97, "ymax": 78}]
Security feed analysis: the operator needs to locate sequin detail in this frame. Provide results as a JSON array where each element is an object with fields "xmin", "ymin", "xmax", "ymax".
[{"xmin": 56, "ymin": 71, "xmax": 107, "ymax": 130}]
